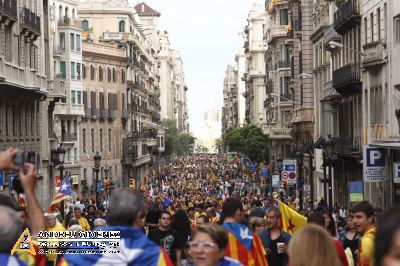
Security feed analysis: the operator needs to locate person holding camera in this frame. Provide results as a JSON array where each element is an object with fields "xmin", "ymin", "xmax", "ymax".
[{"xmin": 0, "ymin": 148, "xmax": 46, "ymax": 265}]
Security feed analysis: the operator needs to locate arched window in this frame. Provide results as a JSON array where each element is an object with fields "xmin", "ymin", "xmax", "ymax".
[
  {"xmin": 119, "ymin": 20, "xmax": 125, "ymax": 33},
  {"xmin": 59, "ymin": 5, "xmax": 62, "ymax": 20},
  {"xmin": 65, "ymin": 6, "xmax": 68, "ymax": 18},
  {"xmin": 82, "ymin": 19, "xmax": 89, "ymax": 31},
  {"xmin": 72, "ymin": 8, "xmax": 75, "ymax": 19}
]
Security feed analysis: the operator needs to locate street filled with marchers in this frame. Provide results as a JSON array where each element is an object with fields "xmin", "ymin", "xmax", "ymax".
[{"xmin": 0, "ymin": 148, "xmax": 399, "ymax": 266}]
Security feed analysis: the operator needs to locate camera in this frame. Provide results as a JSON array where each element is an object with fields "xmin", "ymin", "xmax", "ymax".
[{"xmin": 12, "ymin": 151, "xmax": 25, "ymax": 194}]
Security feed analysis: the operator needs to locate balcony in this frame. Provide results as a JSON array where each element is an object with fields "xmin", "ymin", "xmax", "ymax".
[
  {"xmin": 277, "ymin": 60, "xmax": 291, "ymax": 69},
  {"xmin": 270, "ymin": 127, "xmax": 292, "ymax": 140},
  {"xmin": 90, "ymin": 108, "xmax": 99, "ymax": 118},
  {"xmin": 121, "ymin": 109, "xmax": 129, "ymax": 120},
  {"xmin": 99, "ymin": 108, "xmax": 107, "ymax": 119},
  {"xmin": 108, "ymin": 110, "xmax": 116, "ymax": 120},
  {"xmin": 58, "ymin": 17, "xmax": 82, "ymax": 29},
  {"xmin": 322, "ymin": 81, "xmax": 340, "ymax": 101},
  {"xmin": 332, "ymin": 137, "xmax": 362, "ymax": 157},
  {"xmin": 20, "ymin": 8, "xmax": 40, "ymax": 40},
  {"xmin": 102, "ymin": 32, "xmax": 151, "ymax": 62},
  {"xmin": 323, "ymin": 24, "xmax": 341, "ymax": 51},
  {"xmin": 62, "ymin": 132, "xmax": 77, "ymax": 142},
  {"xmin": 0, "ymin": 0, "xmax": 17, "ymax": 23},
  {"xmin": 334, "ymin": 0, "xmax": 361, "ymax": 35},
  {"xmin": 265, "ymin": 26, "xmax": 287, "ymax": 44},
  {"xmin": 47, "ymin": 79, "xmax": 66, "ymax": 101},
  {"xmin": 81, "ymin": 30, "xmax": 93, "ymax": 41},
  {"xmin": 362, "ymin": 41, "xmax": 386, "ymax": 69},
  {"xmin": 332, "ymin": 63, "xmax": 361, "ymax": 95}
]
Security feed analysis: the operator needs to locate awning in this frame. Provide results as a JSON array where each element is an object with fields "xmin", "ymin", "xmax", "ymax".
[{"xmin": 370, "ymin": 142, "xmax": 400, "ymax": 150}]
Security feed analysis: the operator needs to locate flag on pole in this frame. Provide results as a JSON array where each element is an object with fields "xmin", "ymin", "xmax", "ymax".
[
  {"xmin": 278, "ymin": 200, "xmax": 307, "ymax": 234},
  {"xmin": 50, "ymin": 176, "xmax": 72, "ymax": 206},
  {"xmin": 18, "ymin": 194, "xmax": 27, "ymax": 207}
]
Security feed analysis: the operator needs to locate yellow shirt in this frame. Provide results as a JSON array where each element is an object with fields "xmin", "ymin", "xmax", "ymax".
[
  {"xmin": 358, "ymin": 227, "xmax": 376, "ymax": 266},
  {"xmin": 47, "ymin": 224, "xmax": 66, "ymax": 263},
  {"xmin": 77, "ymin": 217, "xmax": 91, "ymax": 231}
]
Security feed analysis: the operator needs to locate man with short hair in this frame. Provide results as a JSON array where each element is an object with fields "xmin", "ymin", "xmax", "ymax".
[
  {"xmin": 61, "ymin": 189, "xmax": 173, "ymax": 265},
  {"xmin": 73, "ymin": 207, "xmax": 90, "ymax": 231},
  {"xmin": 351, "ymin": 201, "xmax": 376, "ymax": 266},
  {"xmin": 86, "ymin": 204, "xmax": 97, "ymax": 229},
  {"xmin": 205, "ymin": 207, "xmax": 219, "ymax": 223},
  {"xmin": 258, "ymin": 207, "xmax": 290, "ymax": 266},
  {"xmin": 93, "ymin": 218, "xmax": 107, "ymax": 228},
  {"xmin": 148, "ymin": 211, "xmax": 182, "ymax": 266},
  {"xmin": 222, "ymin": 197, "xmax": 267, "ymax": 266}
]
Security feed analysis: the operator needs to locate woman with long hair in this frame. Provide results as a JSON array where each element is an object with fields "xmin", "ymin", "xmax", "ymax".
[
  {"xmin": 288, "ymin": 224, "xmax": 341, "ymax": 266},
  {"xmin": 323, "ymin": 210, "xmax": 337, "ymax": 237},
  {"xmin": 173, "ymin": 209, "xmax": 193, "ymax": 263}
]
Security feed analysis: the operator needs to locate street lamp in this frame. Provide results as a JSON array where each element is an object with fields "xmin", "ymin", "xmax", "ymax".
[
  {"xmin": 276, "ymin": 156, "xmax": 284, "ymax": 202},
  {"xmin": 93, "ymin": 152, "xmax": 101, "ymax": 208},
  {"xmin": 324, "ymin": 135, "xmax": 335, "ymax": 212},
  {"xmin": 295, "ymin": 151, "xmax": 304, "ymax": 211},
  {"xmin": 328, "ymin": 41, "xmax": 366, "ymax": 56},
  {"xmin": 56, "ymin": 143, "xmax": 66, "ymax": 218}
]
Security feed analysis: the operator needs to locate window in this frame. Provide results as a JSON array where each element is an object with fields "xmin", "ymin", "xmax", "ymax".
[
  {"xmin": 161, "ymin": 137, "xmax": 164, "ymax": 148},
  {"xmin": 82, "ymin": 64, "xmax": 86, "ymax": 79},
  {"xmin": 113, "ymin": 68, "xmax": 116, "ymax": 82},
  {"xmin": 71, "ymin": 62, "xmax": 75, "ymax": 79},
  {"xmin": 119, "ymin": 20, "xmax": 125, "ymax": 32},
  {"xmin": 121, "ymin": 69, "xmax": 125, "ymax": 83},
  {"xmin": 107, "ymin": 67, "xmax": 111, "ymax": 82},
  {"xmin": 67, "ymin": 148, "xmax": 71, "ymax": 162},
  {"xmin": 77, "ymin": 63, "xmax": 81, "ymax": 79},
  {"xmin": 395, "ymin": 17, "xmax": 400, "ymax": 43},
  {"xmin": 59, "ymin": 32, "xmax": 65, "ymax": 50},
  {"xmin": 76, "ymin": 35, "xmax": 81, "ymax": 51},
  {"xmin": 70, "ymin": 33, "xmax": 75, "ymax": 50},
  {"xmin": 281, "ymin": 76, "xmax": 291, "ymax": 100},
  {"xmin": 100, "ymin": 129, "xmax": 103, "ymax": 152},
  {"xmin": 280, "ymin": 9, "xmax": 288, "ymax": 25},
  {"xmin": 77, "ymin": 91, "xmax": 82, "ymax": 104},
  {"xmin": 99, "ymin": 66, "xmax": 103, "ymax": 81},
  {"xmin": 60, "ymin": 61, "xmax": 66, "ymax": 79},
  {"xmin": 90, "ymin": 65, "xmax": 94, "ymax": 80},
  {"xmin": 370, "ymin": 13, "xmax": 374, "ymax": 42},
  {"xmin": 108, "ymin": 129, "xmax": 112, "ymax": 152},
  {"xmin": 384, "ymin": 3, "xmax": 387, "ymax": 41},
  {"xmin": 82, "ymin": 129, "xmax": 86, "ymax": 153},
  {"xmin": 364, "ymin": 17, "xmax": 368, "ymax": 44},
  {"xmin": 71, "ymin": 90, "xmax": 76, "ymax": 104},
  {"xmin": 377, "ymin": 8, "xmax": 381, "ymax": 41},
  {"xmin": 82, "ymin": 19, "xmax": 89, "ymax": 31},
  {"xmin": 91, "ymin": 129, "xmax": 95, "ymax": 152}
]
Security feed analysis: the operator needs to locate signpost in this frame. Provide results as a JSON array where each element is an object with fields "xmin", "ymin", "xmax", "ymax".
[
  {"xmin": 281, "ymin": 160, "xmax": 297, "ymax": 185},
  {"xmin": 363, "ymin": 146, "xmax": 386, "ymax": 182}
]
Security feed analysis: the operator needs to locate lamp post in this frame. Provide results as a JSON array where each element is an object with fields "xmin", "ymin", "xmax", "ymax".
[
  {"xmin": 277, "ymin": 156, "xmax": 283, "ymax": 202},
  {"xmin": 324, "ymin": 135, "xmax": 335, "ymax": 212},
  {"xmin": 93, "ymin": 152, "xmax": 101, "ymax": 208},
  {"xmin": 56, "ymin": 144, "xmax": 66, "ymax": 218},
  {"xmin": 296, "ymin": 151, "xmax": 304, "ymax": 211},
  {"xmin": 104, "ymin": 167, "xmax": 109, "ymax": 198}
]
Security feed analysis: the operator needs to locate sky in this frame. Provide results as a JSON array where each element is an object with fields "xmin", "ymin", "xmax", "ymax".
[{"xmin": 130, "ymin": 0, "xmax": 260, "ymax": 136}]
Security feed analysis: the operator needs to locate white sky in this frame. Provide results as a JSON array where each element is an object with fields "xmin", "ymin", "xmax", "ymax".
[{"xmin": 130, "ymin": 0, "xmax": 261, "ymax": 136}]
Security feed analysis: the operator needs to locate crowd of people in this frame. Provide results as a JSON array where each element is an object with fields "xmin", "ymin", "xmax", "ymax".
[{"xmin": 0, "ymin": 148, "xmax": 400, "ymax": 266}]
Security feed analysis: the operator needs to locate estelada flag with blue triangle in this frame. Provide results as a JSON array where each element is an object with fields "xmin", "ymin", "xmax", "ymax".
[
  {"xmin": 278, "ymin": 200, "xmax": 307, "ymax": 234},
  {"xmin": 50, "ymin": 176, "xmax": 72, "ymax": 206}
]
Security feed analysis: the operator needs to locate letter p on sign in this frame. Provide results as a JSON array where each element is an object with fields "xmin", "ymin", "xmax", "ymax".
[{"xmin": 370, "ymin": 150, "xmax": 382, "ymax": 165}]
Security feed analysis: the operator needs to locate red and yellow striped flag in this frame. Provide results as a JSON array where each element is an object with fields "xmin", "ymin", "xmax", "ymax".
[{"xmin": 278, "ymin": 200, "xmax": 307, "ymax": 234}]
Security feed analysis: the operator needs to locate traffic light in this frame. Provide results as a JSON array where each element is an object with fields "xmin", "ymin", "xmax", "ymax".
[
  {"xmin": 282, "ymin": 179, "xmax": 288, "ymax": 190},
  {"xmin": 129, "ymin": 178, "xmax": 136, "ymax": 189}
]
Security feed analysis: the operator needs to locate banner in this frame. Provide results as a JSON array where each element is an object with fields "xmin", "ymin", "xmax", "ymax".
[{"xmin": 363, "ymin": 146, "xmax": 386, "ymax": 182}]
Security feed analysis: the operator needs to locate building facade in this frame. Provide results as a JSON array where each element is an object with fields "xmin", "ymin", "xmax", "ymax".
[{"xmin": 222, "ymin": 65, "xmax": 239, "ymax": 133}]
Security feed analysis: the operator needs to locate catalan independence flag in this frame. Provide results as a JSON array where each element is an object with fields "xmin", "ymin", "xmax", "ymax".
[
  {"xmin": 50, "ymin": 176, "xmax": 72, "ymax": 206},
  {"xmin": 56, "ymin": 226, "xmax": 173, "ymax": 266},
  {"xmin": 223, "ymin": 223, "xmax": 268, "ymax": 266},
  {"xmin": 278, "ymin": 200, "xmax": 307, "ymax": 234}
]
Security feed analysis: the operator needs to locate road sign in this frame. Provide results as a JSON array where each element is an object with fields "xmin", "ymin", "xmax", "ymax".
[
  {"xmin": 394, "ymin": 163, "xmax": 400, "ymax": 183},
  {"xmin": 260, "ymin": 169, "xmax": 268, "ymax": 177},
  {"xmin": 363, "ymin": 146, "xmax": 386, "ymax": 182},
  {"xmin": 250, "ymin": 165, "xmax": 257, "ymax": 172},
  {"xmin": 272, "ymin": 174, "xmax": 280, "ymax": 187},
  {"xmin": 0, "ymin": 171, "xmax": 3, "ymax": 191},
  {"xmin": 282, "ymin": 160, "xmax": 297, "ymax": 185}
]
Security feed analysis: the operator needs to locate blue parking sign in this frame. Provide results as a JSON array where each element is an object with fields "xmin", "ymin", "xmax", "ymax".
[
  {"xmin": 260, "ymin": 170, "xmax": 268, "ymax": 177},
  {"xmin": 250, "ymin": 165, "xmax": 257, "ymax": 172}
]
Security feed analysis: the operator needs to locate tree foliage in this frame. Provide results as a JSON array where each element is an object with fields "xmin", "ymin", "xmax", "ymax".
[
  {"xmin": 223, "ymin": 124, "xmax": 269, "ymax": 163},
  {"xmin": 161, "ymin": 119, "xmax": 195, "ymax": 156}
]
